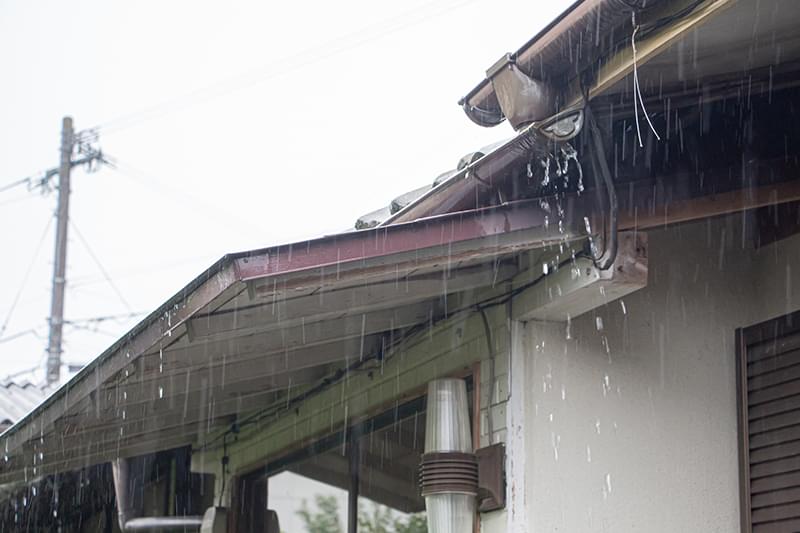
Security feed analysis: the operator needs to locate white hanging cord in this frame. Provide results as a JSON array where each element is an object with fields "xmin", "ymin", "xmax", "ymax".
[{"xmin": 631, "ymin": 11, "xmax": 661, "ymax": 147}]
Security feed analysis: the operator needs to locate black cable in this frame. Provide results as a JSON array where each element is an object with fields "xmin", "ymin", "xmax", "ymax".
[
  {"xmin": 479, "ymin": 308, "xmax": 496, "ymax": 439},
  {"xmin": 218, "ymin": 438, "xmax": 229, "ymax": 507},
  {"xmin": 584, "ymin": 103, "xmax": 618, "ymax": 270}
]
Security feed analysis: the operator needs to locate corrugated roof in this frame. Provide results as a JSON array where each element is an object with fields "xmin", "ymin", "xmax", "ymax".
[{"xmin": 0, "ymin": 381, "xmax": 54, "ymax": 431}]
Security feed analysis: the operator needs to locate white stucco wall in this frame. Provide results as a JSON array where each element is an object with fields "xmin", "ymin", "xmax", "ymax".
[{"xmin": 499, "ymin": 216, "xmax": 800, "ymax": 532}]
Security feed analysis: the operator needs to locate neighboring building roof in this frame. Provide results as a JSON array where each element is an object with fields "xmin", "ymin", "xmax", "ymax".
[{"xmin": 0, "ymin": 381, "xmax": 54, "ymax": 432}]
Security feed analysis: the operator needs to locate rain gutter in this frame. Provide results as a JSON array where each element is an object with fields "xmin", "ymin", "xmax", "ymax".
[{"xmin": 459, "ymin": 0, "xmax": 729, "ymax": 127}]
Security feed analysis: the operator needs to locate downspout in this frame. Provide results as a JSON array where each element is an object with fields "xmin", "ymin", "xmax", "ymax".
[{"xmin": 112, "ymin": 458, "xmax": 204, "ymax": 531}]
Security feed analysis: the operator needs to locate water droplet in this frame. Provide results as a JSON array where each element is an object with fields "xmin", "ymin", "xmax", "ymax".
[{"xmin": 603, "ymin": 473, "xmax": 613, "ymax": 498}]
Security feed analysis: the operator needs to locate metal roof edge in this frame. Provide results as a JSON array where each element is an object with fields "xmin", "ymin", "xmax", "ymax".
[{"xmin": 0, "ymin": 253, "xmax": 238, "ymax": 444}]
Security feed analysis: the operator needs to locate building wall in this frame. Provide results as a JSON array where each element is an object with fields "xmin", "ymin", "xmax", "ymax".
[{"xmin": 500, "ymin": 216, "xmax": 800, "ymax": 533}]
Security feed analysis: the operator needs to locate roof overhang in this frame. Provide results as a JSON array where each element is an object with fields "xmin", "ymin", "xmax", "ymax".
[{"xmin": 0, "ymin": 199, "xmax": 581, "ymax": 484}]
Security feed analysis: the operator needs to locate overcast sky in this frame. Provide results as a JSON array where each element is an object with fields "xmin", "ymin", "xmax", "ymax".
[{"xmin": 0, "ymin": 0, "xmax": 572, "ymax": 380}]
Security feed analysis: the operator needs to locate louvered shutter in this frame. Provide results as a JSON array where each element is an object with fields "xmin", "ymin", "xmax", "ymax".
[{"xmin": 740, "ymin": 315, "xmax": 800, "ymax": 533}]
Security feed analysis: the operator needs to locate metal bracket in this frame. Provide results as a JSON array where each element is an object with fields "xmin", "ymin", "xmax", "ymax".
[{"xmin": 476, "ymin": 443, "xmax": 506, "ymax": 512}]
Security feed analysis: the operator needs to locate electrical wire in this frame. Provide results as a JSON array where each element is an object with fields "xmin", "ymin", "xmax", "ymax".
[
  {"xmin": 0, "ymin": 216, "xmax": 53, "ymax": 341},
  {"xmin": 69, "ymin": 254, "xmax": 214, "ymax": 289},
  {"xmin": 0, "ymin": 193, "xmax": 37, "ymax": 209},
  {"xmin": 0, "ymin": 328, "xmax": 46, "ymax": 345},
  {"xmin": 584, "ymin": 103, "xmax": 619, "ymax": 270},
  {"xmin": 107, "ymin": 159, "xmax": 273, "ymax": 240},
  {"xmin": 479, "ymin": 308, "xmax": 496, "ymax": 439},
  {"xmin": 65, "ymin": 312, "xmax": 143, "ymax": 325},
  {"xmin": 69, "ymin": 220, "xmax": 134, "ymax": 314},
  {"xmin": 0, "ymin": 177, "xmax": 32, "ymax": 194},
  {"xmin": 88, "ymin": 0, "xmax": 479, "ymax": 136},
  {"xmin": 630, "ymin": 11, "xmax": 661, "ymax": 147}
]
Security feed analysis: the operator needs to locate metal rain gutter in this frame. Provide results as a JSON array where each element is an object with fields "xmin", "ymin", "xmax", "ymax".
[{"xmin": 459, "ymin": 0, "xmax": 667, "ymax": 128}]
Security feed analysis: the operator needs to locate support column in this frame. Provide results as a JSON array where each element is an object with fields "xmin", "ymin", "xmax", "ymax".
[{"xmin": 348, "ymin": 435, "xmax": 360, "ymax": 533}]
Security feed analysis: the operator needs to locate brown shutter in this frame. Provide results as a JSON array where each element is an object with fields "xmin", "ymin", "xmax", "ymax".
[{"xmin": 739, "ymin": 312, "xmax": 800, "ymax": 533}]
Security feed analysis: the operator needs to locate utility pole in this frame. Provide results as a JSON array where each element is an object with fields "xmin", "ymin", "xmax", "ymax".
[
  {"xmin": 43, "ymin": 117, "xmax": 109, "ymax": 384},
  {"xmin": 46, "ymin": 117, "xmax": 74, "ymax": 385}
]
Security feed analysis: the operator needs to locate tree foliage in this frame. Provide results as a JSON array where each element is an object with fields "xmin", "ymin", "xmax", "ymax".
[
  {"xmin": 297, "ymin": 494, "xmax": 427, "ymax": 533},
  {"xmin": 297, "ymin": 495, "xmax": 343, "ymax": 533}
]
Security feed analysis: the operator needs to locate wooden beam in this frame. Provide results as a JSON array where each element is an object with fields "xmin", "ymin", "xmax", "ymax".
[{"xmin": 617, "ymin": 179, "xmax": 800, "ymax": 232}]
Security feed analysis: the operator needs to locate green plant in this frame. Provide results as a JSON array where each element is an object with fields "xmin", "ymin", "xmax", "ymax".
[{"xmin": 297, "ymin": 494, "xmax": 427, "ymax": 533}]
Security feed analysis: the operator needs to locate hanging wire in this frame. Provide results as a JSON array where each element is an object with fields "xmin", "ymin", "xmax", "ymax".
[
  {"xmin": 87, "ymin": 0, "xmax": 479, "ymax": 136},
  {"xmin": 69, "ymin": 220, "xmax": 134, "ymax": 313},
  {"xmin": 0, "ymin": 216, "xmax": 54, "ymax": 341},
  {"xmin": 631, "ymin": 10, "xmax": 661, "ymax": 147}
]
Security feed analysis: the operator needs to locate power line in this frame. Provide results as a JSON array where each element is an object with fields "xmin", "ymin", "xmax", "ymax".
[
  {"xmin": 69, "ymin": 220, "xmax": 134, "ymax": 314},
  {"xmin": 65, "ymin": 311, "xmax": 144, "ymax": 326},
  {"xmin": 0, "ymin": 176, "xmax": 33, "ymax": 194},
  {"xmin": 88, "ymin": 0, "xmax": 478, "ymax": 135},
  {"xmin": 107, "ymin": 158, "xmax": 273, "ymax": 240},
  {"xmin": 68, "ymin": 253, "xmax": 216, "ymax": 289},
  {"xmin": 0, "ymin": 327, "xmax": 46, "ymax": 345},
  {"xmin": 0, "ymin": 216, "xmax": 53, "ymax": 341},
  {"xmin": 0, "ymin": 193, "xmax": 37, "ymax": 209}
]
